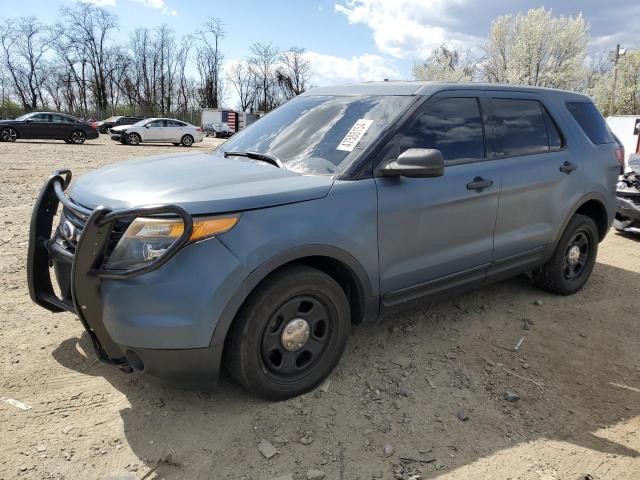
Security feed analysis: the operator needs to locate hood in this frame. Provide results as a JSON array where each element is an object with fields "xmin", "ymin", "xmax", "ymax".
[
  {"xmin": 67, "ymin": 151, "xmax": 334, "ymax": 214},
  {"xmin": 110, "ymin": 124, "xmax": 129, "ymax": 132}
]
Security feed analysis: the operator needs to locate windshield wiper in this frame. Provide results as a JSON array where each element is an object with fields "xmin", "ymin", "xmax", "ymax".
[{"xmin": 223, "ymin": 150, "xmax": 285, "ymax": 169}]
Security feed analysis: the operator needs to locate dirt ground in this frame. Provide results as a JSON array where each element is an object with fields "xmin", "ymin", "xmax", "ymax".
[{"xmin": 0, "ymin": 136, "xmax": 639, "ymax": 480}]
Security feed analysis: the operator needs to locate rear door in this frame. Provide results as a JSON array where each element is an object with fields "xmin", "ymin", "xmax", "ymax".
[
  {"xmin": 487, "ymin": 93, "xmax": 582, "ymax": 262},
  {"xmin": 376, "ymin": 91, "xmax": 502, "ymax": 299},
  {"xmin": 50, "ymin": 114, "xmax": 74, "ymax": 139},
  {"xmin": 166, "ymin": 120, "xmax": 186, "ymax": 141}
]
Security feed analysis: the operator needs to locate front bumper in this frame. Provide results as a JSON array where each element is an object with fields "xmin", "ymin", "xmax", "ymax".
[
  {"xmin": 27, "ymin": 170, "xmax": 226, "ymax": 387},
  {"xmin": 614, "ymin": 194, "xmax": 640, "ymax": 234}
]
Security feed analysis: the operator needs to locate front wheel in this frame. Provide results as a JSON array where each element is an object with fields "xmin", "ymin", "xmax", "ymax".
[
  {"xmin": 126, "ymin": 132, "xmax": 141, "ymax": 145},
  {"xmin": 181, "ymin": 134, "xmax": 194, "ymax": 147},
  {"xmin": 532, "ymin": 214, "xmax": 599, "ymax": 295},
  {"xmin": 1, "ymin": 127, "xmax": 17, "ymax": 142},
  {"xmin": 226, "ymin": 265, "xmax": 350, "ymax": 400},
  {"xmin": 69, "ymin": 130, "xmax": 86, "ymax": 144}
]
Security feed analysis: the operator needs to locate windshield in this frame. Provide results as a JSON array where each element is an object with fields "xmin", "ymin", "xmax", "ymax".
[
  {"xmin": 133, "ymin": 119, "xmax": 149, "ymax": 126},
  {"xmin": 104, "ymin": 116, "xmax": 120, "ymax": 122},
  {"xmin": 220, "ymin": 95, "xmax": 414, "ymax": 175},
  {"xmin": 15, "ymin": 113, "xmax": 34, "ymax": 121}
]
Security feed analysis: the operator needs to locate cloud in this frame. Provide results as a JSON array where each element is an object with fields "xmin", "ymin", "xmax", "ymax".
[
  {"xmin": 132, "ymin": 0, "xmax": 177, "ymax": 16},
  {"xmin": 305, "ymin": 51, "xmax": 401, "ymax": 85},
  {"xmin": 334, "ymin": 0, "xmax": 481, "ymax": 60},
  {"xmin": 79, "ymin": 0, "xmax": 117, "ymax": 6}
]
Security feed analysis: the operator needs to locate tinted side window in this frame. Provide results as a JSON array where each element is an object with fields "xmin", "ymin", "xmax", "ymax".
[
  {"xmin": 401, "ymin": 97, "xmax": 485, "ymax": 163},
  {"xmin": 50, "ymin": 115, "xmax": 67, "ymax": 123},
  {"xmin": 491, "ymin": 99, "xmax": 549, "ymax": 156},
  {"xmin": 566, "ymin": 101, "xmax": 614, "ymax": 144},
  {"xmin": 31, "ymin": 114, "xmax": 50, "ymax": 123}
]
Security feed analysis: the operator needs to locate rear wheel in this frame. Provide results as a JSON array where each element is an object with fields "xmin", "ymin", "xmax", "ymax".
[
  {"xmin": 532, "ymin": 214, "xmax": 598, "ymax": 295},
  {"xmin": 126, "ymin": 132, "xmax": 141, "ymax": 145},
  {"xmin": 181, "ymin": 134, "xmax": 194, "ymax": 147},
  {"xmin": 226, "ymin": 265, "xmax": 350, "ymax": 400},
  {"xmin": 1, "ymin": 127, "xmax": 17, "ymax": 142},
  {"xmin": 69, "ymin": 130, "xmax": 86, "ymax": 144}
]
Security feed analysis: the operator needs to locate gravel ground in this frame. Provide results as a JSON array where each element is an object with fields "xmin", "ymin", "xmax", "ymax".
[{"xmin": 0, "ymin": 136, "xmax": 639, "ymax": 480}]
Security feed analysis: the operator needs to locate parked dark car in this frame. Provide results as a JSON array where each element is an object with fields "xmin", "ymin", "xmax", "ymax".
[
  {"xmin": 0, "ymin": 112, "xmax": 99, "ymax": 144},
  {"xmin": 204, "ymin": 122, "xmax": 234, "ymax": 138},
  {"xmin": 96, "ymin": 116, "xmax": 144, "ymax": 134},
  {"xmin": 28, "ymin": 82, "xmax": 620, "ymax": 400}
]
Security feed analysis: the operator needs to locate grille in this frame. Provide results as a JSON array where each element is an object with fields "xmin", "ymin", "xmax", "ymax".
[{"xmin": 59, "ymin": 206, "xmax": 129, "ymax": 257}]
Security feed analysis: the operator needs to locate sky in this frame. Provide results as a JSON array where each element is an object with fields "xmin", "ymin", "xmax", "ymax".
[{"xmin": 3, "ymin": 0, "xmax": 640, "ymax": 103}]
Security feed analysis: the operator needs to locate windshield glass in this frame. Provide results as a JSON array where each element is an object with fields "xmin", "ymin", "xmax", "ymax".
[
  {"xmin": 15, "ymin": 113, "xmax": 34, "ymax": 121},
  {"xmin": 104, "ymin": 116, "xmax": 119, "ymax": 122},
  {"xmin": 220, "ymin": 95, "xmax": 413, "ymax": 175},
  {"xmin": 132, "ymin": 119, "xmax": 149, "ymax": 126}
]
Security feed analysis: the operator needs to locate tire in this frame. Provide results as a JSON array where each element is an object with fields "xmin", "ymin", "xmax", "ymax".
[
  {"xmin": 69, "ymin": 130, "xmax": 86, "ymax": 144},
  {"xmin": 532, "ymin": 214, "xmax": 599, "ymax": 295},
  {"xmin": 181, "ymin": 134, "xmax": 194, "ymax": 147},
  {"xmin": 126, "ymin": 132, "xmax": 141, "ymax": 145},
  {"xmin": 172, "ymin": 142, "xmax": 180, "ymax": 146},
  {"xmin": 99, "ymin": 127, "xmax": 107, "ymax": 134},
  {"xmin": 226, "ymin": 265, "xmax": 350, "ymax": 400},
  {"xmin": 1, "ymin": 127, "xmax": 17, "ymax": 142},
  {"xmin": 64, "ymin": 139, "xmax": 71, "ymax": 144}
]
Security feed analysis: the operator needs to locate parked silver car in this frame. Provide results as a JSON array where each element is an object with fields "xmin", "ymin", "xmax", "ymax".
[{"xmin": 110, "ymin": 118, "xmax": 204, "ymax": 146}]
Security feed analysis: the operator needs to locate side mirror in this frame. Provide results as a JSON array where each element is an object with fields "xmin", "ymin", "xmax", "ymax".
[{"xmin": 380, "ymin": 148, "xmax": 444, "ymax": 178}]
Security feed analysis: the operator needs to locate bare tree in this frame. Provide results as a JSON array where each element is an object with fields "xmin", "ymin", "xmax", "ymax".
[
  {"xmin": 412, "ymin": 45, "xmax": 475, "ymax": 81},
  {"xmin": 277, "ymin": 46, "xmax": 312, "ymax": 100},
  {"xmin": 194, "ymin": 18, "xmax": 225, "ymax": 109},
  {"xmin": 227, "ymin": 61, "xmax": 257, "ymax": 111},
  {"xmin": 58, "ymin": 3, "xmax": 118, "ymax": 111},
  {"xmin": 249, "ymin": 42, "xmax": 280, "ymax": 112},
  {"xmin": 0, "ymin": 17, "xmax": 50, "ymax": 110}
]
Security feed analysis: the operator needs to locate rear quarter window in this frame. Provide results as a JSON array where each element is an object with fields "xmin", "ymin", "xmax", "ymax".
[{"xmin": 566, "ymin": 101, "xmax": 614, "ymax": 144}]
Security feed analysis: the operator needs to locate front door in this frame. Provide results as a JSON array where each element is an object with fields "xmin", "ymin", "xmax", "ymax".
[
  {"xmin": 142, "ymin": 120, "xmax": 166, "ymax": 141},
  {"xmin": 376, "ymin": 93, "xmax": 501, "ymax": 303}
]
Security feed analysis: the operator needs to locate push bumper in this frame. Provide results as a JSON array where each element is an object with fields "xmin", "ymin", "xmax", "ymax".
[{"xmin": 27, "ymin": 170, "xmax": 225, "ymax": 387}]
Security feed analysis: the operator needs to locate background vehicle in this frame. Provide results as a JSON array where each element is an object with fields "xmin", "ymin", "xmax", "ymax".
[
  {"xmin": 0, "ymin": 112, "xmax": 99, "ymax": 144},
  {"xmin": 606, "ymin": 115, "xmax": 640, "ymax": 171},
  {"xmin": 614, "ymin": 154, "xmax": 640, "ymax": 234},
  {"xmin": 204, "ymin": 122, "xmax": 234, "ymax": 138},
  {"xmin": 109, "ymin": 118, "xmax": 203, "ymax": 146},
  {"xmin": 28, "ymin": 82, "xmax": 619, "ymax": 400},
  {"xmin": 96, "ymin": 115, "xmax": 144, "ymax": 134}
]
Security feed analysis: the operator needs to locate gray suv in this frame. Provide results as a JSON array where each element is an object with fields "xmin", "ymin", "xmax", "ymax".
[{"xmin": 27, "ymin": 82, "xmax": 621, "ymax": 399}]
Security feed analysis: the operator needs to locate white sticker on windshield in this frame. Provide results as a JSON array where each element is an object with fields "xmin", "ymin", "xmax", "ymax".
[{"xmin": 337, "ymin": 119, "xmax": 373, "ymax": 152}]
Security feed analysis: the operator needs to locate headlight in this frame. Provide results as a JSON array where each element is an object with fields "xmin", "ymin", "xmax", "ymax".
[{"xmin": 105, "ymin": 214, "xmax": 239, "ymax": 270}]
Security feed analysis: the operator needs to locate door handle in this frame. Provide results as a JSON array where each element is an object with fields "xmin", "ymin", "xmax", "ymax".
[
  {"xmin": 559, "ymin": 161, "xmax": 577, "ymax": 174},
  {"xmin": 466, "ymin": 176, "xmax": 493, "ymax": 191}
]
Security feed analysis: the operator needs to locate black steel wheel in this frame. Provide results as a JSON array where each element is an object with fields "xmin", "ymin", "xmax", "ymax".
[
  {"xmin": 69, "ymin": 130, "xmax": 86, "ymax": 144},
  {"xmin": 533, "ymin": 214, "xmax": 598, "ymax": 295},
  {"xmin": 226, "ymin": 264, "xmax": 350, "ymax": 400},
  {"xmin": 1, "ymin": 127, "xmax": 17, "ymax": 142}
]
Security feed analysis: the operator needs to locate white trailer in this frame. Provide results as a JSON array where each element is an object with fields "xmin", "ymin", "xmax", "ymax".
[{"xmin": 606, "ymin": 115, "xmax": 640, "ymax": 171}]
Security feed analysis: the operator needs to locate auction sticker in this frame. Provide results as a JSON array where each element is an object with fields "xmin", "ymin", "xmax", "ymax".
[{"xmin": 337, "ymin": 119, "xmax": 373, "ymax": 151}]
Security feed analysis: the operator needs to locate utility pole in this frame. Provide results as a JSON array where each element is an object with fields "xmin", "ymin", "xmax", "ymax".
[{"xmin": 609, "ymin": 44, "xmax": 626, "ymax": 116}]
